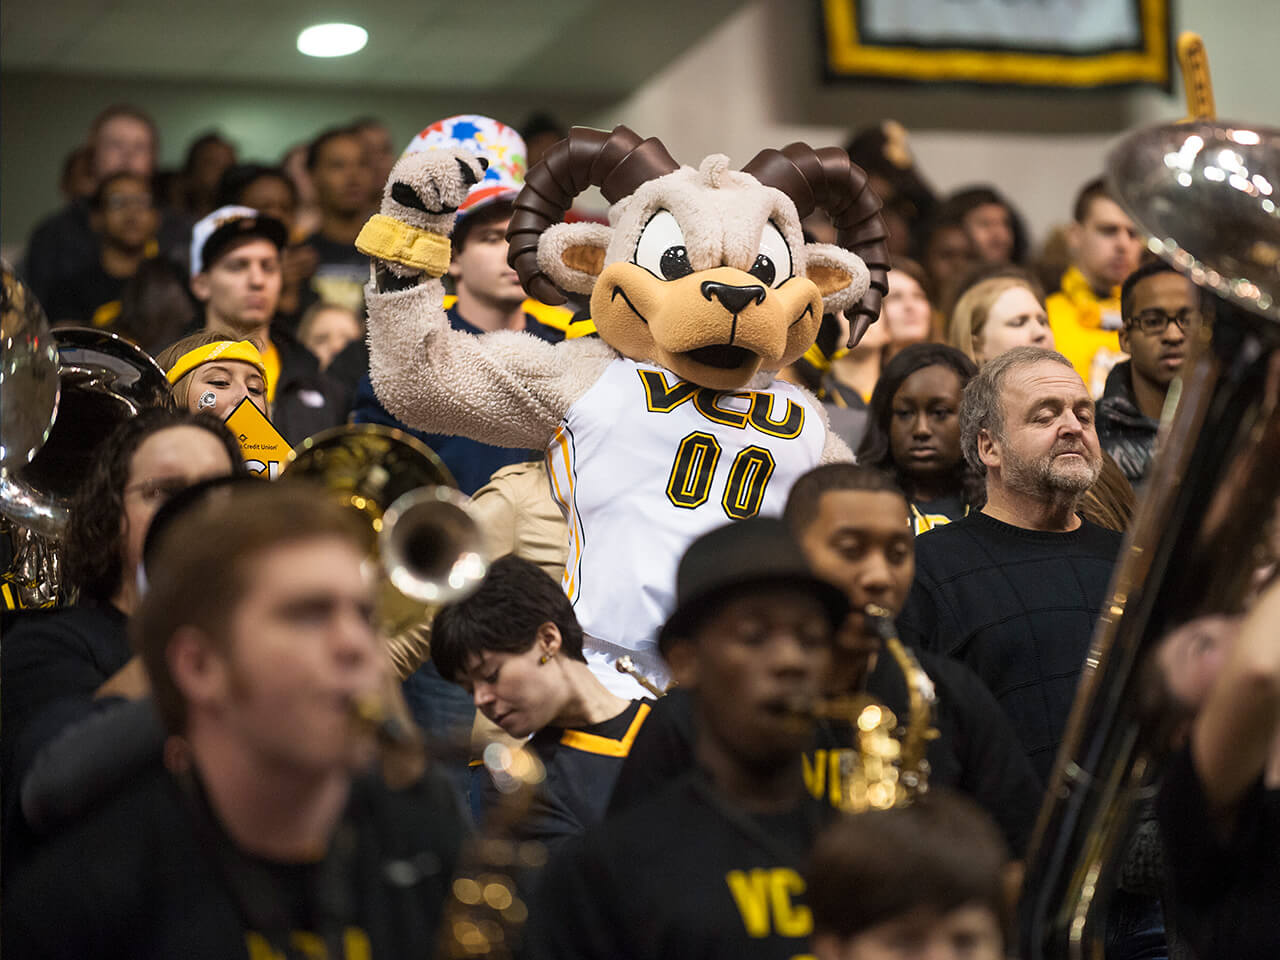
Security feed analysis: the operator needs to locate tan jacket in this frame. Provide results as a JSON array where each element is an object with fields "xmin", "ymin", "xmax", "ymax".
[{"xmin": 469, "ymin": 460, "xmax": 568, "ymax": 582}]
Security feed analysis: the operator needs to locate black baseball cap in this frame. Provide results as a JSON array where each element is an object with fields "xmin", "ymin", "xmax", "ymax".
[
  {"xmin": 189, "ymin": 205, "xmax": 288, "ymax": 278},
  {"xmin": 657, "ymin": 517, "xmax": 849, "ymax": 654}
]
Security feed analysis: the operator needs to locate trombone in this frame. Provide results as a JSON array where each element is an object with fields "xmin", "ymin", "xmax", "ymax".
[{"xmin": 285, "ymin": 424, "xmax": 489, "ymax": 676}]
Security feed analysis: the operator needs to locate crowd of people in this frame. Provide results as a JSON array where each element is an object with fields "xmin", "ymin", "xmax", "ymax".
[{"xmin": 0, "ymin": 101, "xmax": 1275, "ymax": 960}]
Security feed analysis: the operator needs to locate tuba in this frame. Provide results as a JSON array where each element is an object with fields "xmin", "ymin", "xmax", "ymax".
[
  {"xmin": 285, "ymin": 425, "xmax": 488, "ymax": 677},
  {"xmin": 0, "ymin": 324, "xmax": 172, "ymax": 607},
  {"xmin": 1019, "ymin": 117, "xmax": 1280, "ymax": 958}
]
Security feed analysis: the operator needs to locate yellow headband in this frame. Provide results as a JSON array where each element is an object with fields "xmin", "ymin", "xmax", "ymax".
[
  {"xmin": 355, "ymin": 214, "xmax": 452, "ymax": 278},
  {"xmin": 166, "ymin": 340, "xmax": 267, "ymax": 386}
]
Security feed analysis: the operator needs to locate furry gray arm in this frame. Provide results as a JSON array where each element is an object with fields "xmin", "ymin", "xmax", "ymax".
[
  {"xmin": 366, "ymin": 280, "xmax": 616, "ymax": 449},
  {"xmin": 358, "ymin": 145, "xmax": 616, "ymax": 449},
  {"xmin": 822, "ymin": 429, "xmax": 855, "ymax": 464}
]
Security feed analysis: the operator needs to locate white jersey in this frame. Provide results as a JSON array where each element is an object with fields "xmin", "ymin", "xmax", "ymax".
[{"xmin": 545, "ymin": 357, "xmax": 827, "ymax": 689}]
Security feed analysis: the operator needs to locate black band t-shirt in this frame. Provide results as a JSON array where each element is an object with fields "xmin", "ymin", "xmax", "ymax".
[{"xmin": 4, "ymin": 760, "xmax": 465, "ymax": 960}]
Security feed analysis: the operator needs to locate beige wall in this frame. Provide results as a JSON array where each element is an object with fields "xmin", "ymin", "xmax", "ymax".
[{"xmin": 591, "ymin": 0, "xmax": 1280, "ymax": 244}]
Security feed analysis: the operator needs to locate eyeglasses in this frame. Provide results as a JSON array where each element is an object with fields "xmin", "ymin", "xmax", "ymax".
[
  {"xmin": 1127, "ymin": 308, "xmax": 1201, "ymax": 335},
  {"xmin": 124, "ymin": 477, "xmax": 193, "ymax": 505}
]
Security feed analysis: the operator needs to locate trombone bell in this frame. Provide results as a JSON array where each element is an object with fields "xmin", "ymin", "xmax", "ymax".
[{"xmin": 382, "ymin": 486, "xmax": 488, "ymax": 606}]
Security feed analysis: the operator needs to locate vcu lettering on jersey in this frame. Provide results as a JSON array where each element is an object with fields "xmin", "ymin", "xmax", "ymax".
[
  {"xmin": 545, "ymin": 359, "xmax": 826, "ymax": 673},
  {"xmin": 638, "ymin": 369, "xmax": 806, "ymax": 439},
  {"xmin": 725, "ymin": 868, "xmax": 815, "ymax": 960}
]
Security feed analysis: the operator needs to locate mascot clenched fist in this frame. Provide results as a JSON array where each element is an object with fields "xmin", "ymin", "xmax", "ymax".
[{"xmin": 361, "ymin": 123, "xmax": 888, "ymax": 695}]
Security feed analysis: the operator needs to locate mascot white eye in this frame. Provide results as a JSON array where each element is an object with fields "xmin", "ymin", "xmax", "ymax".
[
  {"xmin": 634, "ymin": 210, "xmax": 693, "ymax": 281},
  {"xmin": 749, "ymin": 221, "xmax": 792, "ymax": 288}
]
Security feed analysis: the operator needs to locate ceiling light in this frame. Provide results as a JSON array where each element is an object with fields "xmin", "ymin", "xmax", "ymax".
[{"xmin": 297, "ymin": 23, "xmax": 368, "ymax": 58}]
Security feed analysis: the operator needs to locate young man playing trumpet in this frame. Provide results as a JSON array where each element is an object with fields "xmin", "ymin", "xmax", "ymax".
[{"xmin": 4, "ymin": 484, "xmax": 465, "ymax": 959}]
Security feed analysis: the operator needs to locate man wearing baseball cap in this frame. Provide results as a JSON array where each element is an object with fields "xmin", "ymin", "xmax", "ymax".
[
  {"xmin": 188, "ymin": 205, "xmax": 346, "ymax": 443},
  {"xmin": 524, "ymin": 518, "xmax": 846, "ymax": 960}
]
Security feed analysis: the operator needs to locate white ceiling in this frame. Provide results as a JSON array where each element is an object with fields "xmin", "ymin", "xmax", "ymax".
[{"xmin": 1, "ymin": 0, "xmax": 748, "ymax": 95}]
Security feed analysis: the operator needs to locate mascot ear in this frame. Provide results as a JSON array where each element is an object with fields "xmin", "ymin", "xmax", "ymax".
[
  {"xmin": 804, "ymin": 242, "xmax": 871, "ymax": 315},
  {"xmin": 536, "ymin": 222, "xmax": 615, "ymax": 296}
]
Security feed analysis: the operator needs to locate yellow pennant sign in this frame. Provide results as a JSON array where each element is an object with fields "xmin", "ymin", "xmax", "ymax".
[{"xmin": 224, "ymin": 397, "xmax": 290, "ymax": 480}]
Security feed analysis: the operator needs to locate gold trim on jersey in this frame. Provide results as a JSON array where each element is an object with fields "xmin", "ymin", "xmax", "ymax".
[
  {"xmin": 747, "ymin": 394, "xmax": 805, "ymax": 439},
  {"xmin": 558, "ymin": 703, "xmax": 652, "ymax": 757},
  {"xmin": 639, "ymin": 369, "xmax": 699, "ymax": 413},
  {"xmin": 547, "ymin": 425, "xmax": 585, "ymax": 601},
  {"xmin": 638, "ymin": 369, "xmax": 807, "ymax": 441},
  {"xmin": 722, "ymin": 446, "xmax": 776, "ymax": 520}
]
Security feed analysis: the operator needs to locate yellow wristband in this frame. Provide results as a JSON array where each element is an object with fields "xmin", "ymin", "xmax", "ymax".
[{"xmin": 356, "ymin": 214, "xmax": 452, "ymax": 278}]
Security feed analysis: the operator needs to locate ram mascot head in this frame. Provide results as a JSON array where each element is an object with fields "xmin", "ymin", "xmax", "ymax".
[{"xmin": 504, "ymin": 126, "xmax": 890, "ymax": 391}]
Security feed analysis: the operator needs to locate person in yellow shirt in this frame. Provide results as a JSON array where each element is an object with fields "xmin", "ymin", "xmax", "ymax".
[{"xmin": 1046, "ymin": 178, "xmax": 1144, "ymax": 395}]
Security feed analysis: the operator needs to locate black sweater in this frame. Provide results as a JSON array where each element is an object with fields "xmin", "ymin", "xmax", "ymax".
[{"xmin": 897, "ymin": 511, "xmax": 1122, "ymax": 782}]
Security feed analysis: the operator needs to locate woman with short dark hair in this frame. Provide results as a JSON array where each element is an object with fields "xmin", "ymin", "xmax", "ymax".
[{"xmin": 432, "ymin": 554, "xmax": 649, "ymax": 853}]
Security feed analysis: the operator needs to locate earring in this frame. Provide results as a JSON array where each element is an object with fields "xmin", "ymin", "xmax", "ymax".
[{"xmin": 539, "ymin": 654, "xmax": 550, "ymax": 665}]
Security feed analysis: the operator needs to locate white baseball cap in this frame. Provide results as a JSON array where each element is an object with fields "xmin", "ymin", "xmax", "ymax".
[{"xmin": 189, "ymin": 205, "xmax": 288, "ymax": 278}]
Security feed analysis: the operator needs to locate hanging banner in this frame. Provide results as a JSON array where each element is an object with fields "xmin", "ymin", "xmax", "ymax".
[
  {"xmin": 820, "ymin": 0, "xmax": 1171, "ymax": 89},
  {"xmin": 224, "ymin": 397, "xmax": 290, "ymax": 480}
]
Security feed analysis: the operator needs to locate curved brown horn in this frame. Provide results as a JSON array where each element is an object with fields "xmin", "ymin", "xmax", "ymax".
[
  {"xmin": 741, "ymin": 143, "xmax": 890, "ymax": 338},
  {"xmin": 507, "ymin": 125, "xmax": 680, "ymax": 305}
]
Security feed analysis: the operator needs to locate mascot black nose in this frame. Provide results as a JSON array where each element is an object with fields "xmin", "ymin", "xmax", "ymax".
[{"xmin": 700, "ymin": 281, "xmax": 766, "ymax": 315}]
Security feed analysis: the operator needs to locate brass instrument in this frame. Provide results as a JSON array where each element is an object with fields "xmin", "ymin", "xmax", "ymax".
[
  {"xmin": 810, "ymin": 603, "xmax": 938, "ymax": 812},
  {"xmin": 1019, "ymin": 117, "xmax": 1280, "ymax": 958},
  {"xmin": 285, "ymin": 425, "xmax": 489, "ymax": 676},
  {"xmin": 440, "ymin": 742, "xmax": 547, "ymax": 959},
  {"xmin": 0, "ymin": 268, "xmax": 59, "ymax": 477},
  {"xmin": 0, "ymin": 325, "xmax": 171, "ymax": 606},
  {"xmin": 1177, "ymin": 32, "xmax": 1215, "ymax": 122}
]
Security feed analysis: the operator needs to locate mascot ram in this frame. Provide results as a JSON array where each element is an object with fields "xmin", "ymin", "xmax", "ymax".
[{"xmin": 361, "ymin": 125, "xmax": 888, "ymax": 694}]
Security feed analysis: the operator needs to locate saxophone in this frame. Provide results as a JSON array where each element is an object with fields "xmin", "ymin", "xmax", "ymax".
[{"xmin": 812, "ymin": 604, "xmax": 939, "ymax": 812}]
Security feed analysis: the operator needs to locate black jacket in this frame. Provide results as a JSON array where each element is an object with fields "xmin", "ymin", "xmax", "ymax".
[
  {"xmin": 269, "ymin": 325, "xmax": 350, "ymax": 445},
  {"xmin": 1096, "ymin": 361, "xmax": 1159, "ymax": 485}
]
